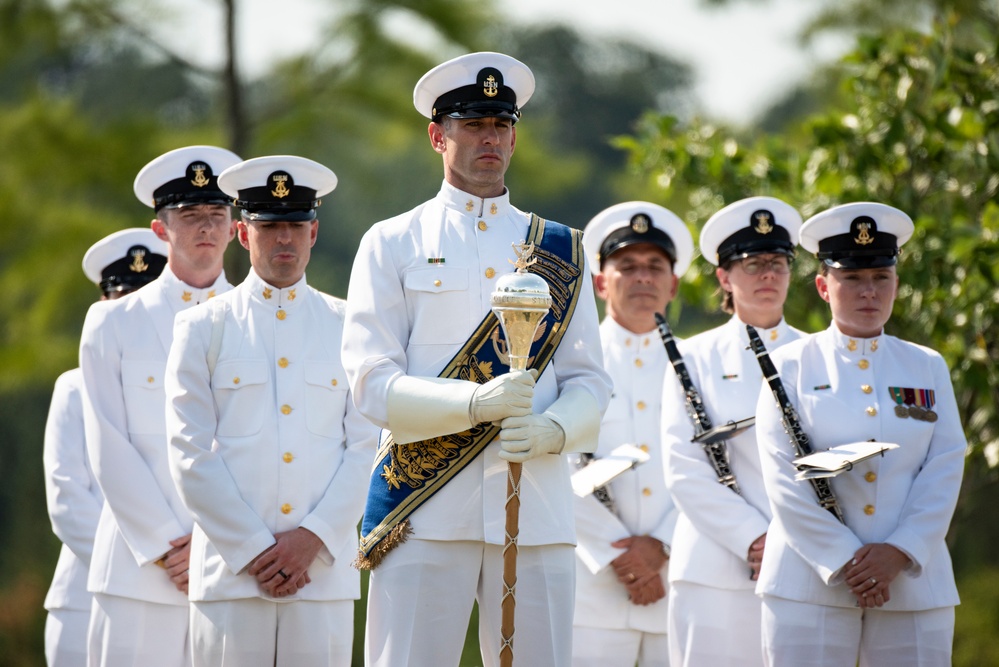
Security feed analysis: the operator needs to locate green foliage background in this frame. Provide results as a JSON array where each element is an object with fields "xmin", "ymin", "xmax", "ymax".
[{"xmin": 1, "ymin": 0, "xmax": 997, "ymax": 665}]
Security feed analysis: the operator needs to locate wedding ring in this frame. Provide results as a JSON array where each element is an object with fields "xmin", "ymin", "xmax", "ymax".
[
  {"xmin": 870, "ymin": 577, "xmax": 877, "ymax": 585},
  {"xmin": 278, "ymin": 569, "xmax": 291, "ymax": 580},
  {"xmin": 627, "ymin": 573, "xmax": 636, "ymax": 582}
]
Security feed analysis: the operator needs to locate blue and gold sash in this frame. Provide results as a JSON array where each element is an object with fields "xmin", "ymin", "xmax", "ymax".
[{"xmin": 355, "ymin": 215, "xmax": 586, "ymax": 569}]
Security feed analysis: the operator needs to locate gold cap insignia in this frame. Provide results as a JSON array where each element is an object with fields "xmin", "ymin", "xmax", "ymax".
[
  {"xmin": 483, "ymin": 74, "xmax": 499, "ymax": 98},
  {"xmin": 753, "ymin": 210, "xmax": 774, "ymax": 234},
  {"xmin": 854, "ymin": 219, "xmax": 875, "ymax": 245},
  {"xmin": 129, "ymin": 248, "xmax": 149, "ymax": 273},
  {"xmin": 190, "ymin": 163, "xmax": 210, "ymax": 188},
  {"xmin": 631, "ymin": 214, "xmax": 650, "ymax": 234},
  {"xmin": 271, "ymin": 173, "xmax": 290, "ymax": 199}
]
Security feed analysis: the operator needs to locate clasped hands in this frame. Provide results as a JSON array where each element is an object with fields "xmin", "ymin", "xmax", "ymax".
[
  {"xmin": 469, "ymin": 370, "xmax": 565, "ymax": 463},
  {"xmin": 247, "ymin": 527, "xmax": 324, "ymax": 598},
  {"xmin": 843, "ymin": 543, "xmax": 911, "ymax": 608},
  {"xmin": 610, "ymin": 535, "xmax": 668, "ymax": 606}
]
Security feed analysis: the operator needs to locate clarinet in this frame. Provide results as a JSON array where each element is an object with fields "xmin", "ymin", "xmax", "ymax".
[
  {"xmin": 654, "ymin": 312, "xmax": 741, "ymax": 494},
  {"xmin": 746, "ymin": 325, "xmax": 846, "ymax": 523}
]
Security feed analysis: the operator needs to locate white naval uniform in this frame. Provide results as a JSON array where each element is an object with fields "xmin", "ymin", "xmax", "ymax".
[
  {"xmin": 43, "ymin": 368, "xmax": 104, "ymax": 666},
  {"xmin": 572, "ymin": 318, "xmax": 675, "ymax": 667},
  {"xmin": 342, "ymin": 181, "xmax": 612, "ymax": 667},
  {"xmin": 79, "ymin": 266, "xmax": 231, "ymax": 667},
  {"xmin": 661, "ymin": 316, "xmax": 803, "ymax": 666},
  {"xmin": 165, "ymin": 270, "xmax": 377, "ymax": 666},
  {"xmin": 755, "ymin": 323, "xmax": 964, "ymax": 667}
]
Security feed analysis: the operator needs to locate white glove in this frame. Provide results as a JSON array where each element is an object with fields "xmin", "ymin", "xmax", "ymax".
[
  {"xmin": 498, "ymin": 413, "xmax": 565, "ymax": 463},
  {"xmin": 469, "ymin": 370, "xmax": 536, "ymax": 425}
]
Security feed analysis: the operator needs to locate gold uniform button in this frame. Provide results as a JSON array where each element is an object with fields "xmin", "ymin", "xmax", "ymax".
[
  {"xmin": 866, "ymin": 406, "xmax": 877, "ymax": 416},
  {"xmin": 434, "ymin": 279, "xmax": 442, "ymax": 287},
  {"xmin": 642, "ymin": 487, "xmax": 652, "ymax": 497},
  {"xmin": 478, "ymin": 220, "xmax": 488, "ymax": 231},
  {"xmin": 864, "ymin": 504, "xmax": 876, "ymax": 516},
  {"xmin": 636, "ymin": 401, "xmax": 647, "ymax": 411},
  {"xmin": 865, "ymin": 471, "xmax": 877, "ymax": 483},
  {"xmin": 147, "ymin": 376, "xmax": 155, "ymax": 384},
  {"xmin": 331, "ymin": 379, "xmax": 338, "ymax": 387},
  {"xmin": 858, "ymin": 359, "xmax": 870, "ymax": 370},
  {"xmin": 281, "ymin": 404, "xmax": 292, "ymax": 415},
  {"xmin": 634, "ymin": 358, "xmax": 644, "ymax": 368},
  {"xmin": 233, "ymin": 377, "xmax": 240, "ymax": 385},
  {"xmin": 281, "ymin": 503, "xmax": 292, "ymax": 515},
  {"xmin": 640, "ymin": 444, "xmax": 649, "ymax": 453},
  {"xmin": 276, "ymin": 309, "xmax": 287, "ymax": 321},
  {"xmin": 861, "ymin": 384, "xmax": 873, "ymax": 394},
  {"xmin": 283, "ymin": 452, "xmax": 294, "ymax": 463},
  {"xmin": 278, "ymin": 358, "xmax": 289, "ymax": 368},
  {"xmin": 485, "ymin": 267, "xmax": 496, "ymax": 279}
]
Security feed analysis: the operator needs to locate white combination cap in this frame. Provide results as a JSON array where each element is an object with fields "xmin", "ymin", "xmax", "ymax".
[
  {"xmin": 218, "ymin": 155, "xmax": 337, "ymax": 222},
  {"xmin": 800, "ymin": 202, "xmax": 914, "ymax": 269},
  {"xmin": 582, "ymin": 201, "xmax": 694, "ymax": 277},
  {"xmin": 699, "ymin": 196, "xmax": 802, "ymax": 266},
  {"xmin": 82, "ymin": 227, "xmax": 168, "ymax": 293},
  {"xmin": 414, "ymin": 51, "xmax": 535, "ymax": 122},
  {"xmin": 133, "ymin": 145, "xmax": 242, "ymax": 210}
]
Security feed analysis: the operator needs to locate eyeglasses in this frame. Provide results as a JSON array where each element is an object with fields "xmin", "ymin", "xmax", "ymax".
[{"xmin": 737, "ymin": 256, "xmax": 792, "ymax": 275}]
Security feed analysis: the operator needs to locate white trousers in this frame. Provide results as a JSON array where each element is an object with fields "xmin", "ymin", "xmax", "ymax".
[
  {"xmin": 87, "ymin": 593, "xmax": 190, "ymax": 667},
  {"xmin": 46, "ymin": 608, "xmax": 90, "ymax": 667},
  {"xmin": 365, "ymin": 539, "xmax": 575, "ymax": 667},
  {"xmin": 761, "ymin": 596, "xmax": 954, "ymax": 667},
  {"xmin": 190, "ymin": 598, "xmax": 353, "ymax": 667},
  {"xmin": 571, "ymin": 626, "xmax": 669, "ymax": 667},
  {"xmin": 668, "ymin": 581, "xmax": 763, "ymax": 667}
]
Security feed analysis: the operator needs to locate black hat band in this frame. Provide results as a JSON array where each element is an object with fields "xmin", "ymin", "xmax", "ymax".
[
  {"xmin": 432, "ymin": 67, "xmax": 520, "ymax": 121},
  {"xmin": 599, "ymin": 224, "xmax": 677, "ymax": 268},
  {"xmin": 717, "ymin": 226, "xmax": 795, "ymax": 265},
  {"xmin": 99, "ymin": 245, "xmax": 167, "ymax": 294}
]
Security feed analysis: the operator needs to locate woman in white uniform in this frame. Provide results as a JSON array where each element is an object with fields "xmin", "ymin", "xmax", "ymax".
[
  {"xmin": 662, "ymin": 196, "xmax": 803, "ymax": 666},
  {"xmin": 754, "ymin": 202, "xmax": 964, "ymax": 667}
]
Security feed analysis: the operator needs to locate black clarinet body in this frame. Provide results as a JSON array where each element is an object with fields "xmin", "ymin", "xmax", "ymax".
[
  {"xmin": 746, "ymin": 325, "xmax": 846, "ymax": 523},
  {"xmin": 654, "ymin": 312, "xmax": 740, "ymax": 494}
]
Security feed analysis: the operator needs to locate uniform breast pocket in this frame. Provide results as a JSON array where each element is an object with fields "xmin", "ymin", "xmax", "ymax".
[
  {"xmin": 121, "ymin": 360, "xmax": 167, "ymax": 435},
  {"xmin": 213, "ymin": 360, "xmax": 269, "ymax": 437},
  {"xmin": 404, "ymin": 267, "xmax": 469, "ymax": 345},
  {"xmin": 304, "ymin": 363, "xmax": 348, "ymax": 437}
]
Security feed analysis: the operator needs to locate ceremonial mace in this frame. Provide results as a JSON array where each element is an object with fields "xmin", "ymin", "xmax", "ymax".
[{"xmin": 490, "ymin": 242, "xmax": 552, "ymax": 667}]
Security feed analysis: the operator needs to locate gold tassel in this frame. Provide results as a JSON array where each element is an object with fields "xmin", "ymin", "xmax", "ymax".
[{"xmin": 352, "ymin": 520, "xmax": 413, "ymax": 571}]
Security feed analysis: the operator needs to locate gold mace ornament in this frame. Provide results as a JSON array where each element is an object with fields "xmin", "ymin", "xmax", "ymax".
[{"xmin": 490, "ymin": 241, "xmax": 551, "ymax": 667}]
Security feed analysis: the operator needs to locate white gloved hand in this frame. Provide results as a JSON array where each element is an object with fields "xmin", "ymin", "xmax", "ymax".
[
  {"xmin": 469, "ymin": 369, "xmax": 537, "ymax": 425},
  {"xmin": 498, "ymin": 413, "xmax": 565, "ymax": 463}
]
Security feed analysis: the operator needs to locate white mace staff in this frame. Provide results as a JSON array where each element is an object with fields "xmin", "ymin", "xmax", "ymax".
[{"xmin": 490, "ymin": 241, "xmax": 552, "ymax": 667}]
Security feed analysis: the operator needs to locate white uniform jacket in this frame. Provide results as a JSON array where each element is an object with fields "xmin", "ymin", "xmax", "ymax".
[
  {"xmin": 165, "ymin": 270, "xmax": 377, "ymax": 602},
  {"xmin": 43, "ymin": 368, "xmax": 104, "ymax": 613},
  {"xmin": 79, "ymin": 266, "xmax": 231, "ymax": 604},
  {"xmin": 755, "ymin": 324, "xmax": 964, "ymax": 610},
  {"xmin": 342, "ymin": 181, "xmax": 612, "ymax": 547},
  {"xmin": 663, "ymin": 317, "xmax": 803, "ymax": 591},
  {"xmin": 573, "ymin": 318, "xmax": 676, "ymax": 633}
]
